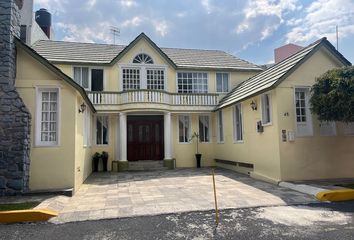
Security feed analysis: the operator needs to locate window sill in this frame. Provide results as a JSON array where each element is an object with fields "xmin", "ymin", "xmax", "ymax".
[
  {"xmin": 34, "ymin": 144, "xmax": 60, "ymax": 148},
  {"xmin": 200, "ymin": 141, "xmax": 212, "ymax": 144},
  {"xmin": 262, "ymin": 122, "xmax": 273, "ymax": 127},
  {"xmin": 95, "ymin": 144, "xmax": 110, "ymax": 147},
  {"xmin": 217, "ymin": 141, "xmax": 224, "ymax": 144},
  {"xmin": 178, "ymin": 142, "xmax": 191, "ymax": 145},
  {"xmin": 233, "ymin": 140, "xmax": 244, "ymax": 144}
]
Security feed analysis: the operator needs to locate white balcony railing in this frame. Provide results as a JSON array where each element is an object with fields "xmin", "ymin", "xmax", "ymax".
[{"xmin": 87, "ymin": 90, "xmax": 219, "ymax": 106}]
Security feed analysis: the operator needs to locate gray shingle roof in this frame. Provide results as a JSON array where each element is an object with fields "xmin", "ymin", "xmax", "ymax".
[
  {"xmin": 32, "ymin": 40, "xmax": 262, "ymax": 70},
  {"xmin": 217, "ymin": 37, "xmax": 351, "ymax": 109}
]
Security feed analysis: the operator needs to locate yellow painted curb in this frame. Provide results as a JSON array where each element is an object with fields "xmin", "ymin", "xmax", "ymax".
[
  {"xmin": 316, "ymin": 189, "xmax": 354, "ymax": 202},
  {"xmin": 0, "ymin": 209, "xmax": 58, "ymax": 224}
]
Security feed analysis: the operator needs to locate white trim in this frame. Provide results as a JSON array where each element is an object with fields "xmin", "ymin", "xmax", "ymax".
[
  {"xmin": 261, "ymin": 92, "xmax": 273, "ymax": 126},
  {"xmin": 95, "ymin": 115, "xmax": 110, "ymax": 146},
  {"xmin": 215, "ymin": 72, "xmax": 230, "ymax": 93},
  {"xmin": 177, "ymin": 114, "xmax": 191, "ymax": 144},
  {"xmin": 72, "ymin": 66, "xmax": 105, "ymax": 91},
  {"xmin": 294, "ymin": 86, "xmax": 313, "ymax": 137},
  {"xmin": 176, "ymin": 71, "xmax": 209, "ymax": 93},
  {"xmin": 233, "ymin": 103, "xmax": 244, "ymax": 143},
  {"xmin": 198, "ymin": 114, "xmax": 211, "ymax": 143},
  {"xmin": 216, "ymin": 110, "xmax": 224, "ymax": 143},
  {"xmin": 35, "ymin": 86, "xmax": 61, "ymax": 147}
]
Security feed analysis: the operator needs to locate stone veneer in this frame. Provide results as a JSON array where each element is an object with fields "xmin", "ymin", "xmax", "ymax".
[{"xmin": 0, "ymin": 0, "xmax": 31, "ymax": 196}]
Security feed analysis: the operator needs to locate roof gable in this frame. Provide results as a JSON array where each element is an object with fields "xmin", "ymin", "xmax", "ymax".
[
  {"xmin": 217, "ymin": 37, "xmax": 351, "ymax": 110},
  {"xmin": 15, "ymin": 38, "xmax": 96, "ymax": 113},
  {"xmin": 110, "ymin": 32, "xmax": 177, "ymax": 68}
]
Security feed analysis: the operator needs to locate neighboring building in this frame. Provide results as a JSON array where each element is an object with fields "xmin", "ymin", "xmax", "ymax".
[
  {"xmin": 274, "ymin": 43, "xmax": 303, "ymax": 64},
  {"xmin": 19, "ymin": 0, "xmax": 53, "ymax": 45},
  {"xmin": 217, "ymin": 38, "xmax": 354, "ymax": 183},
  {"xmin": 1, "ymin": 0, "xmax": 353, "ymax": 196}
]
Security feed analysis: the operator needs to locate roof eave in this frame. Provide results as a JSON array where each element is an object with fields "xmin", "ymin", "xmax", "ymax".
[{"xmin": 15, "ymin": 38, "xmax": 96, "ymax": 113}]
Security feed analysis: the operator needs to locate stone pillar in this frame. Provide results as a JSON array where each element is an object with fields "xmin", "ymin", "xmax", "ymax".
[
  {"xmin": 118, "ymin": 112, "xmax": 128, "ymax": 171},
  {"xmin": 0, "ymin": 0, "xmax": 31, "ymax": 196},
  {"xmin": 164, "ymin": 112, "xmax": 172, "ymax": 159}
]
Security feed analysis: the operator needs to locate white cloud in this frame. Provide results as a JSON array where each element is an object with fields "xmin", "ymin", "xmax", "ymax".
[
  {"xmin": 154, "ymin": 20, "xmax": 169, "ymax": 37},
  {"xmin": 120, "ymin": 0, "xmax": 137, "ymax": 8},
  {"xmin": 286, "ymin": 0, "xmax": 354, "ymax": 44},
  {"xmin": 34, "ymin": 0, "xmax": 68, "ymax": 13},
  {"xmin": 56, "ymin": 22, "xmax": 112, "ymax": 43},
  {"xmin": 121, "ymin": 16, "xmax": 143, "ymax": 28},
  {"xmin": 201, "ymin": 0, "xmax": 213, "ymax": 14},
  {"xmin": 86, "ymin": 0, "xmax": 96, "ymax": 10},
  {"xmin": 234, "ymin": 0, "xmax": 301, "ymax": 50}
]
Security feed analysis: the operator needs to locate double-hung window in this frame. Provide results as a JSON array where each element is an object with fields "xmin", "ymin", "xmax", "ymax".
[
  {"xmin": 84, "ymin": 108, "xmax": 92, "ymax": 147},
  {"xmin": 177, "ymin": 72, "xmax": 208, "ymax": 93},
  {"xmin": 295, "ymin": 88, "xmax": 313, "ymax": 136},
  {"xmin": 217, "ymin": 110, "xmax": 224, "ymax": 143},
  {"xmin": 233, "ymin": 103, "xmax": 243, "ymax": 142},
  {"xmin": 199, "ymin": 115, "xmax": 210, "ymax": 143},
  {"xmin": 216, "ymin": 73, "xmax": 229, "ymax": 93},
  {"xmin": 73, "ymin": 67, "xmax": 89, "ymax": 90},
  {"xmin": 122, "ymin": 68, "xmax": 140, "ymax": 90},
  {"xmin": 147, "ymin": 69, "xmax": 165, "ymax": 90},
  {"xmin": 261, "ymin": 93, "xmax": 272, "ymax": 125},
  {"xmin": 96, "ymin": 116, "xmax": 109, "ymax": 145},
  {"xmin": 36, "ymin": 88, "xmax": 59, "ymax": 146},
  {"xmin": 178, "ymin": 115, "xmax": 190, "ymax": 143},
  {"xmin": 73, "ymin": 67, "xmax": 104, "ymax": 91}
]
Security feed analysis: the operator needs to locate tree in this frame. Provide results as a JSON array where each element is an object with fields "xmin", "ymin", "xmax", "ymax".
[{"xmin": 310, "ymin": 66, "xmax": 354, "ymax": 122}]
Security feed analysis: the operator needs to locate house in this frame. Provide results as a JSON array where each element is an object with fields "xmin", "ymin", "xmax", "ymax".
[
  {"xmin": 1, "ymin": 0, "xmax": 353, "ymax": 196},
  {"xmin": 216, "ymin": 38, "xmax": 354, "ymax": 183}
]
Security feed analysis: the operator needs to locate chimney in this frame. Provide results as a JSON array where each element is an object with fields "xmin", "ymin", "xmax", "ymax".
[
  {"xmin": 0, "ymin": 0, "xmax": 31, "ymax": 196},
  {"xmin": 35, "ymin": 8, "xmax": 52, "ymax": 38},
  {"xmin": 274, "ymin": 43, "xmax": 304, "ymax": 63}
]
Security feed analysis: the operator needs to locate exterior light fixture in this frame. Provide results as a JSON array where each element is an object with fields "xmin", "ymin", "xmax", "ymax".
[
  {"xmin": 250, "ymin": 100, "xmax": 257, "ymax": 111},
  {"xmin": 79, "ymin": 102, "xmax": 86, "ymax": 113}
]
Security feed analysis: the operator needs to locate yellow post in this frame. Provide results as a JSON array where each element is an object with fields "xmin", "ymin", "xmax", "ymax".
[{"xmin": 212, "ymin": 168, "xmax": 219, "ymax": 226}]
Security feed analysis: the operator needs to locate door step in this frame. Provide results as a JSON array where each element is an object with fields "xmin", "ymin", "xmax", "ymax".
[{"xmin": 128, "ymin": 160, "xmax": 168, "ymax": 171}]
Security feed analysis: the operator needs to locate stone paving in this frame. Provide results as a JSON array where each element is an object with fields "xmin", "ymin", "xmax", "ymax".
[{"xmin": 41, "ymin": 168, "xmax": 316, "ymax": 224}]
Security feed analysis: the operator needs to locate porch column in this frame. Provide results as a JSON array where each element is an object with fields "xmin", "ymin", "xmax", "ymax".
[
  {"xmin": 119, "ymin": 112, "xmax": 127, "ymax": 161},
  {"xmin": 164, "ymin": 112, "xmax": 172, "ymax": 159}
]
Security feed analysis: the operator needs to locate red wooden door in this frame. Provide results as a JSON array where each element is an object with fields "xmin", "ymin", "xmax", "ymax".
[{"xmin": 127, "ymin": 116, "xmax": 164, "ymax": 161}]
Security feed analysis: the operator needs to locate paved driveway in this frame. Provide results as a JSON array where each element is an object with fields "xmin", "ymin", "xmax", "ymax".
[{"xmin": 42, "ymin": 168, "xmax": 315, "ymax": 224}]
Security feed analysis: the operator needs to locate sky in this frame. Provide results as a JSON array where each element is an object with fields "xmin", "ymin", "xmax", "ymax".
[{"xmin": 33, "ymin": 0, "xmax": 354, "ymax": 65}]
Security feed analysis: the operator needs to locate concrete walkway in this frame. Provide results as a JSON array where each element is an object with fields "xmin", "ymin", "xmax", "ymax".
[{"xmin": 40, "ymin": 168, "xmax": 316, "ymax": 224}]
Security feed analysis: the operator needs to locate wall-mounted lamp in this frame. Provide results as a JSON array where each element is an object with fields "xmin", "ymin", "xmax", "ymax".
[
  {"xmin": 250, "ymin": 100, "xmax": 257, "ymax": 111},
  {"xmin": 79, "ymin": 102, "xmax": 86, "ymax": 113}
]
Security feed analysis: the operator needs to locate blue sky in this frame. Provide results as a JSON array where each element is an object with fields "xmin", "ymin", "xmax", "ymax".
[{"xmin": 33, "ymin": 0, "xmax": 354, "ymax": 65}]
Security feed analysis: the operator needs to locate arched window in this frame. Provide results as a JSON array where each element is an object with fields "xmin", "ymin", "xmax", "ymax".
[{"xmin": 133, "ymin": 53, "xmax": 154, "ymax": 64}]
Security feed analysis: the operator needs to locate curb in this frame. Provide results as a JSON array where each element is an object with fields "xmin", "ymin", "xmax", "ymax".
[
  {"xmin": 316, "ymin": 189, "xmax": 354, "ymax": 202},
  {"xmin": 279, "ymin": 182, "xmax": 354, "ymax": 202},
  {"xmin": 0, "ymin": 209, "xmax": 58, "ymax": 224}
]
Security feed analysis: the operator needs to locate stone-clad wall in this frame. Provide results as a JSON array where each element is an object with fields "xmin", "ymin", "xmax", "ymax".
[{"xmin": 0, "ymin": 0, "xmax": 31, "ymax": 196}]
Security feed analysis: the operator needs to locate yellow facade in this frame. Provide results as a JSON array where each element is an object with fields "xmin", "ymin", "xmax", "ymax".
[
  {"xmin": 15, "ymin": 47, "xmax": 93, "ymax": 192},
  {"xmin": 14, "ymin": 33, "xmax": 353, "ymax": 193}
]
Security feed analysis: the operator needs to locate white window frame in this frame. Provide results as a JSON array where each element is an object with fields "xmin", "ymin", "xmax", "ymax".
[
  {"xmin": 119, "ymin": 64, "xmax": 168, "ymax": 91},
  {"xmin": 35, "ymin": 86, "xmax": 60, "ymax": 147},
  {"xmin": 261, "ymin": 93, "xmax": 272, "ymax": 126},
  {"xmin": 199, "ymin": 115, "xmax": 211, "ymax": 143},
  {"xmin": 176, "ymin": 71, "xmax": 209, "ymax": 93},
  {"xmin": 294, "ymin": 87, "xmax": 313, "ymax": 137},
  {"xmin": 216, "ymin": 72, "xmax": 230, "ymax": 93},
  {"xmin": 96, "ymin": 115, "xmax": 109, "ymax": 145},
  {"xmin": 178, "ymin": 115, "xmax": 191, "ymax": 144},
  {"xmin": 233, "ymin": 103, "xmax": 244, "ymax": 143},
  {"xmin": 217, "ymin": 110, "xmax": 224, "ymax": 143},
  {"xmin": 73, "ymin": 66, "xmax": 105, "ymax": 91},
  {"xmin": 83, "ymin": 107, "xmax": 92, "ymax": 147}
]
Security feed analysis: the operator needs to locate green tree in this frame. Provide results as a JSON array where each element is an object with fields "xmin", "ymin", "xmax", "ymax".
[{"xmin": 310, "ymin": 66, "xmax": 354, "ymax": 122}]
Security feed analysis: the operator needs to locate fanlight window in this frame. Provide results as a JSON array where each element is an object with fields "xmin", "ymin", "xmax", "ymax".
[{"xmin": 133, "ymin": 53, "xmax": 154, "ymax": 64}]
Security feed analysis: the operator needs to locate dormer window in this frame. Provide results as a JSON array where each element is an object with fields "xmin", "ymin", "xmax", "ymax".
[{"xmin": 133, "ymin": 53, "xmax": 154, "ymax": 64}]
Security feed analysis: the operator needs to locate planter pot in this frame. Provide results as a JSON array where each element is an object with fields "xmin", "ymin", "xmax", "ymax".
[
  {"xmin": 93, "ymin": 157, "xmax": 100, "ymax": 172},
  {"xmin": 195, "ymin": 154, "xmax": 202, "ymax": 168},
  {"xmin": 102, "ymin": 157, "xmax": 108, "ymax": 172}
]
